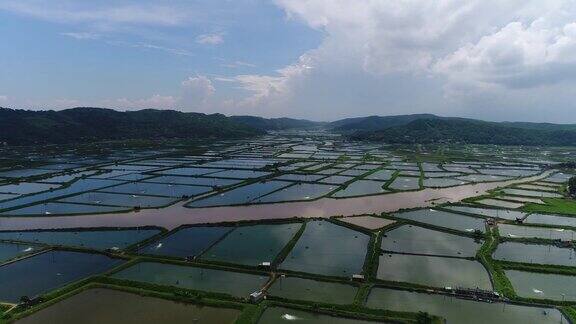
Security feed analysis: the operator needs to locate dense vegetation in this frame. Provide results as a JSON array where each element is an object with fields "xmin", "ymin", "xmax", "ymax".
[
  {"xmin": 0, "ymin": 107, "xmax": 264, "ymax": 146},
  {"xmin": 5, "ymin": 107, "xmax": 576, "ymax": 147},
  {"xmin": 230, "ymin": 115, "xmax": 324, "ymax": 130},
  {"xmin": 329, "ymin": 114, "xmax": 439, "ymax": 132},
  {"xmin": 349, "ymin": 118, "xmax": 576, "ymax": 146}
]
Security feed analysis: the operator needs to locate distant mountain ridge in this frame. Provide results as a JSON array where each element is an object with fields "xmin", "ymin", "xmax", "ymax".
[
  {"xmin": 329, "ymin": 113, "xmax": 576, "ymax": 134},
  {"xmin": 3, "ymin": 107, "xmax": 576, "ymax": 146},
  {"xmin": 347, "ymin": 117, "xmax": 576, "ymax": 146},
  {"xmin": 0, "ymin": 107, "xmax": 264, "ymax": 146},
  {"xmin": 230, "ymin": 115, "xmax": 325, "ymax": 130},
  {"xmin": 329, "ymin": 114, "xmax": 440, "ymax": 132}
]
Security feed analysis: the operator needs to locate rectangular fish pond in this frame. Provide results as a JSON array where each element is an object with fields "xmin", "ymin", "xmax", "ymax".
[
  {"xmin": 388, "ymin": 177, "xmax": 420, "ymax": 191},
  {"xmin": 377, "ymin": 253, "xmax": 492, "ymax": 290},
  {"xmin": 200, "ymin": 223, "xmax": 301, "ymax": 266},
  {"xmin": 393, "ymin": 209, "xmax": 486, "ymax": 233},
  {"xmin": 59, "ymin": 191, "xmax": 177, "ymax": 208},
  {"xmin": 505, "ymin": 270, "xmax": 576, "ymax": 301},
  {"xmin": 252, "ymin": 183, "xmax": 336, "ymax": 203},
  {"xmin": 380, "ymin": 225, "xmax": 482, "ymax": 257},
  {"xmin": 330, "ymin": 180, "xmax": 388, "ymax": 198},
  {"xmin": 15, "ymin": 288, "xmax": 241, "ymax": 324},
  {"xmin": 267, "ymin": 276, "xmax": 357, "ymax": 305},
  {"xmin": 493, "ymin": 242, "xmax": 576, "ymax": 267},
  {"xmin": 474, "ymin": 199, "xmax": 524, "ymax": 209},
  {"xmin": 138, "ymin": 226, "xmax": 232, "ymax": 258},
  {"xmin": 279, "ymin": 221, "xmax": 370, "ymax": 277},
  {"xmin": 0, "ymin": 242, "xmax": 37, "ymax": 263},
  {"xmin": 524, "ymin": 213, "xmax": 576, "ymax": 227},
  {"xmin": 257, "ymin": 306, "xmax": 382, "ymax": 324},
  {"xmin": 110, "ymin": 262, "xmax": 269, "ymax": 298},
  {"xmin": 443, "ymin": 206, "xmax": 527, "ymax": 221},
  {"xmin": 498, "ymin": 224, "xmax": 576, "ymax": 241},
  {"xmin": 1, "ymin": 202, "xmax": 130, "ymax": 216},
  {"xmin": 366, "ymin": 287, "xmax": 567, "ymax": 324},
  {"xmin": 186, "ymin": 181, "xmax": 290, "ymax": 207},
  {"xmin": 0, "ymin": 250, "xmax": 122, "ymax": 303},
  {"xmin": 0, "ymin": 228, "xmax": 162, "ymax": 251}
]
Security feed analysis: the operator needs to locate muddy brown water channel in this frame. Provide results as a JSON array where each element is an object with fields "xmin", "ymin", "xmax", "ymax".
[{"xmin": 0, "ymin": 171, "xmax": 553, "ymax": 231}]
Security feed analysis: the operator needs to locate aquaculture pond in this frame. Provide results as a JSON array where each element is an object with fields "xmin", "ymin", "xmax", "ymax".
[
  {"xmin": 0, "ymin": 193, "xmax": 18, "ymax": 201},
  {"xmin": 0, "ymin": 228, "xmax": 161, "ymax": 250},
  {"xmin": 60, "ymin": 192, "xmax": 176, "ymax": 208},
  {"xmin": 479, "ymin": 169, "xmax": 539, "ymax": 177},
  {"xmin": 339, "ymin": 216, "xmax": 395, "ymax": 230},
  {"xmin": 493, "ymin": 242, "xmax": 576, "ymax": 267},
  {"xmin": 0, "ymin": 168, "xmax": 55, "ymax": 179},
  {"xmin": 111, "ymin": 262, "xmax": 269, "ymax": 298},
  {"xmin": 502, "ymin": 188, "xmax": 562, "ymax": 198},
  {"xmin": 138, "ymin": 226, "xmax": 231, "ymax": 258},
  {"xmin": 186, "ymin": 181, "xmax": 289, "ymax": 207},
  {"xmin": 153, "ymin": 167, "xmax": 224, "ymax": 177},
  {"xmin": 377, "ymin": 254, "xmax": 492, "ymax": 289},
  {"xmin": 475, "ymin": 199, "xmax": 523, "ymax": 209},
  {"xmin": 393, "ymin": 209, "xmax": 486, "ymax": 233},
  {"xmin": 498, "ymin": 224, "xmax": 576, "ymax": 241},
  {"xmin": 499, "ymin": 195, "xmax": 543, "ymax": 204},
  {"xmin": 1, "ymin": 202, "xmax": 130, "ymax": 216},
  {"xmin": 0, "ymin": 250, "xmax": 122, "ymax": 303},
  {"xmin": 367, "ymin": 288, "xmax": 567, "ymax": 324},
  {"xmin": 0, "ymin": 178, "xmax": 125, "ymax": 211},
  {"xmin": 388, "ymin": 177, "xmax": 420, "ymax": 190},
  {"xmin": 315, "ymin": 168, "xmax": 343, "ymax": 176},
  {"xmin": 423, "ymin": 178, "xmax": 467, "ymax": 188},
  {"xmin": 517, "ymin": 184, "xmax": 559, "ymax": 192},
  {"xmin": 424, "ymin": 172, "xmax": 461, "ymax": 178},
  {"xmin": 16, "ymin": 288, "xmax": 241, "ymax": 324},
  {"xmin": 0, "ymin": 182, "xmax": 58, "ymax": 195},
  {"xmin": 332, "ymin": 180, "xmax": 388, "ymax": 198},
  {"xmin": 456, "ymin": 174, "xmax": 510, "ymax": 182},
  {"xmin": 258, "ymin": 306, "xmax": 380, "ymax": 324},
  {"xmin": 100, "ymin": 182, "xmax": 212, "ymax": 198},
  {"xmin": 444, "ymin": 205, "xmax": 526, "ymax": 221},
  {"xmin": 338, "ymin": 169, "xmax": 368, "ymax": 177},
  {"xmin": 318, "ymin": 175, "xmax": 354, "ymax": 185},
  {"xmin": 253, "ymin": 183, "xmax": 336, "ymax": 203},
  {"xmin": 365, "ymin": 169, "xmax": 395, "ymax": 181},
  {"xmin": 143, "ymin": 176, "xmax": 242, "ymax": 187},
  {"xmin": 505, "ymin": 270, "xmax": 576, "ymax": 301},
  {"xmin": 380, "ymin": 225, "xmax": 482, "ymax": 257},
  {"xmin": 267, "ymin": 277, "xmax": 357, "ymax": 305},
  {"xmin": 524, "ymin": 213, "xmax": 576, "ymax": 227},
  {"xmin": 279, "ymin": 221, "xmax": 370, "ymax": 277},
  {"xmin": 207, "ymin": 169, "xmax": 271, "ymax": 179},
  {"xmin": 274, "ymin": 174, "xmax": 325, "ymax": 182},
  {"xmin": 201, "ymin": 223, "xmax": 301, "ymax": 266},
  {"xmin": 0, "ymin": 241, "xmax": 35, "ymax": 263}
]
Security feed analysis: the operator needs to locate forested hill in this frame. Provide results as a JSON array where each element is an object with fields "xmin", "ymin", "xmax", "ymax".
[
  {"xmin": 350, "ymin": 118, "xmax": 576, "ymax": 146},
  {"xmin": 0, "ymin": 107, "xmax": 264, "ymax": 146},
  {"xmin": 329, "ymin": 114, "xmax": 439, "ymax": 132},
  {"xmin": 230, "ymin": 115, "xmax": 324, "ymax": 130}
]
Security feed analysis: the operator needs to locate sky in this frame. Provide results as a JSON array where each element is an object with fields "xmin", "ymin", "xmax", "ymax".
[{"xmin": 2, "ymin": 0, "xmax": 576, "ymax": 122}]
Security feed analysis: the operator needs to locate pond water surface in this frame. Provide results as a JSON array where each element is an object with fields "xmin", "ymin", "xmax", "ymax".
[
  {"xmin": 367, "ymin": 288, "xmax": 566, "ymax": 324},
  {"xmin": 16, "ymin": 288, "xmax": 241, "ymax": 324}
]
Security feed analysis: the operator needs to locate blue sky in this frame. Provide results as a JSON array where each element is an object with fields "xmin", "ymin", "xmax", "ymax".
[{"xmin": 2, "ymin": 1, "xmax": 576, "ymax": 122}]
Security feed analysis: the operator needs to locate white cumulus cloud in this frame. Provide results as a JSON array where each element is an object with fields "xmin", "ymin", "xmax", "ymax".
[
  {"xmin": 196, "ymin": 33, "xmax": 224, "ymax": 45},
  {"xmin": 220, "ymin": 0, "xmax": 576, "ymax": 120}
]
